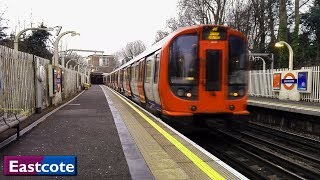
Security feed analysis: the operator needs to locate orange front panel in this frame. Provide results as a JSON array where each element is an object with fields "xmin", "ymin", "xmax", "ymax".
[
  {"xmin": 197, "ymin": 40, "xmax": 227, "ymax": 113},
  {"xmin": 158, "ymin": 26, "xmax": 248, "ymax": 116}
]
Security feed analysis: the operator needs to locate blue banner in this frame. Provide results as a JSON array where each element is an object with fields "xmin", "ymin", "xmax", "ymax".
[{"xmin": 298, "ymin": 72, "xmax": 308, "ymax": 91}]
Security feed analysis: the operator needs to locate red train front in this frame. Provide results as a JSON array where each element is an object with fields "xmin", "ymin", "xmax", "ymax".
[{"xmin": 106, "ymin": 25, "xmax": 249, "ymax": 118}]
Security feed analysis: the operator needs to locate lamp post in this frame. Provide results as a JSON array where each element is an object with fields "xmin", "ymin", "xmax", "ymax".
[
  {"xmin": 275, "ymin": 41, "xmax": 293, "ymax": 70},
  {"xmin": 53, "ymin": 31, "xmax": 80, "ymax": 66},
  {"xmin": 253, "ymin": 57, "xmax": 267, "ymax": 96},
  {"xmin": 66, "ymin": 59, "xmax": 78, "ymax": 69},
  {"xmin": 253, "ymin": 57, "xmax": 266, "ymax": 72},
  {"xmin": 14, "ymin": 27, "xmax": 55, "ymax": 51}
]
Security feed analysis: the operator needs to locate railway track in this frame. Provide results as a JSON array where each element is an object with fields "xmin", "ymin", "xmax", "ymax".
[{"xmin": 170, "ymin": 119, "xmax": 320, "ymax": 179}]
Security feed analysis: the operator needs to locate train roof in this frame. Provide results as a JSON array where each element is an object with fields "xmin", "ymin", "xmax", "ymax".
[
  {"xmin": 109, "ymin": 25, "xmax": 233, "ymax": 74},
  {"xmin": 112, "ymin": 34, "xmax": 172, "ymax": 73}
]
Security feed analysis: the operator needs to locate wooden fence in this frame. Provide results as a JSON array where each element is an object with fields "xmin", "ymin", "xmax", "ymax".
[
  {"xmin": 0, "ymin": 45, "xmax": 88, "ymax": 118},
  {"xmin": 0, "ymin": 46, "xmax": 35, "ymax": 116}
]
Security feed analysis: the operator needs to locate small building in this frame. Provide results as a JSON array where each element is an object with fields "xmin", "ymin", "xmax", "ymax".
[
  {"xmin": 87, "ymin": 54, "xmax": 116, "ymax": 84},
  {"xmin": 87, "ymin": 54, "xmax": 116, "ymax": 73}
]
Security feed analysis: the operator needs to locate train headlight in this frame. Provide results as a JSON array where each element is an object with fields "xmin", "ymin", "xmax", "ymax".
[
  {"xmin": 177, "ymin": 89, "xmax": 185, "ymax": 97},
  {"xmin": 186, "ymin": 92, "xmax": 192, "ymax": 98},
  {"xmin": 228, "ymin": 86, "xmax": 246, "ymax": 99}
]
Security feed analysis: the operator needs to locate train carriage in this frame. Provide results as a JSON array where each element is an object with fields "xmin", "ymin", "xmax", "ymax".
[{"xmin": 106, "ymin": 25, "xmax": 249, "ymax": 118}]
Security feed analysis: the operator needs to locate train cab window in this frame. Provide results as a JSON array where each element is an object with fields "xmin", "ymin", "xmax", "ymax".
[
  {"xmin": 169, "ymin": 34, "xmax": 198, "ymax": 85},
  {"xmin": 154, "ymin": 54, "xmax": 160, "ymax": 83},
  {"xmin": 228, "ymin": 36, "xmax": 248, "ymax": 85},
  {"xmin": 228, "ymin": 36, "xmax": 248, "ymax": 98}
]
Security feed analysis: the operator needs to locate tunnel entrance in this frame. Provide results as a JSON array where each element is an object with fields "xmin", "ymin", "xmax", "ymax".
[{"xmin": 90, "ymin": 73, "xmax": 104, "ymax": 84}]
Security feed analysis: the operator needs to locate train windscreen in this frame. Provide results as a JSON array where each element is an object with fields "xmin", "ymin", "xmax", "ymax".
[
  {"xmin": 228, "ymin": 36, "xmax": 248, "ymax": 98},
  {"xmin": 169, "ymin": 34, "xmax": 198, "ymax": 85}
]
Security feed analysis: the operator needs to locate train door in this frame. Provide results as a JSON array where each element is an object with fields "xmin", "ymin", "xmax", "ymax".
[
  {"xmin": 120, "ymin": 69, "xmax": 124, "ymax": 92},
  {"xmin": 144, "ymin": 54, "xmax": 155, "ymax": 104},
  {"xmin": 152, "ymin": 52, "xmax": 161, "ymax": 110},
  {"xmin": 126, "ymin": 67, "xmax": 132, "ymax": 96},
  {"xmin": 130, "ymin": 63, "xmax": 139, "ymax": 99},
  {"xmin": 198, "ymin": 27, "xmax": 227, "ymax": 111},
  {"xmin": 137, "ymin": 59, "xmax": 146, "ymax": 103},
  {"xmin": 111, "ymin": 73, "xmax": 114, "ymax": 88},
  {"xmin": 116, "ymin": 71, "xmax": 120, "ymax": 91}
]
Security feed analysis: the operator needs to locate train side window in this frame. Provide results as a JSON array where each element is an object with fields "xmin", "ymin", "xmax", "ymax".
[
  {"xmin": 136, "ymin": 64, "xmax": 139, "ymax": 81},
  {"xmin": 127, "ymin": 68, "xmax": 131, "ymax": 81},
  {"xmin": 120, "ymin": 70, "xmax": 123, "ymax": 82},
  {"xmin": 131, "ymin": 65, "xmax": 135, "ymax": 81},
  {"xmin": 124, "ymin": 69, "xmax": 127, "ymax": 81},
  {"xmin": 138, "ymin": 60, "xmax": 145, "ymax": 83},
  {"xmin": 138, "ymin": 63, "xmax": 141, "ymax": 82},
  {"xmin": 145, "ymin": 57, "xmax": 153, "ymax": 83},
  {"xmin": 154, "ymin": 53, "xmax": 160, "ymax": 83}
]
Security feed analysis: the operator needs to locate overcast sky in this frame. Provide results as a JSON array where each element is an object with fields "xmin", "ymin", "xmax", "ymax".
[{"xmin": 1, "ymin": 0, "xmax": 178, "ymax": 55}]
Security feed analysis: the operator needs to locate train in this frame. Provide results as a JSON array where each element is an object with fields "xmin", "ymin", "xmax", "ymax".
[{"xmin": 104, "ymin": 25, "xmax": 249, "ymax": 119}]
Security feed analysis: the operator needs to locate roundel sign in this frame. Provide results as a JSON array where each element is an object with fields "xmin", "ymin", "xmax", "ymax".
[{"xmin": 281, "ymin": 72, "xmax": 297, "ymax": 90}]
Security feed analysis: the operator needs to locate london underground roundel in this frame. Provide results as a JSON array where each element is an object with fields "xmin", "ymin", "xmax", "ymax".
[{"xmin": 282, "ymin": 72, "xmax": 297, "ymax": 90}]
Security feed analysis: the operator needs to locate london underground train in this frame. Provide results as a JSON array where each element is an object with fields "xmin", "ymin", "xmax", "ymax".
[{"xmin": 104, "ymin": 25, "xmax": 249, "ymax": 118}]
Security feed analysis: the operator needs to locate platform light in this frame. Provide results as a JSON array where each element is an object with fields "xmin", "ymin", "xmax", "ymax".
[
  {"xmin": 275, "ymin": 42, "xmax": 284, "ymax": 47},
  {"xmin": 275, "ymin": 41, "xmax": 293, "ymax": 70}
]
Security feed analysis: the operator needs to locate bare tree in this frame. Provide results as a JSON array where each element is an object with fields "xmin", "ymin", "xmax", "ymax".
[
  {"xmin": 0, "ymin": 9, "xmax": 8, "ymax": 41},
  {"xmin": 113, "ymin": 40, "xmax": 146, "ymax": 65},
  {"xmin": 154, "ymin": 30, "xmax": 169, "ymax": 43}
]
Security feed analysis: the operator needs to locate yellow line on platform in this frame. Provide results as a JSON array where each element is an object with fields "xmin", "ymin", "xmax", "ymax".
[{"xmin": 107, "ymin": 87, "xmax": 225, "ymax": 180}]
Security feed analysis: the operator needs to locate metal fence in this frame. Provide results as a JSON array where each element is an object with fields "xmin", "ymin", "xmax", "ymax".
[
  {"xmin": 248, "ymin": 66, "xmax": 320, "ymax": 103},
  {"xmin": 301, "ymin": 66, "xmax": 320, "ymax": 102}
]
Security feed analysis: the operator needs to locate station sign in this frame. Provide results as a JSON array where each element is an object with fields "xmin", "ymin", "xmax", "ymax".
[
  {"xmin": 281, "ymin": 72, "xmax": 297, "ymax": 90},
  {"xmin": 272, "ymin": 69, "xmax": 312, "ymax": 93}
]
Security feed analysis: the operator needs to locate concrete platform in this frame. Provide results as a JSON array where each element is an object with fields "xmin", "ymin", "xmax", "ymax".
[
  {"xmin": 102, "ymin": 85, "xmax": 247, "ymax": 180},
  {"xmin": 0, "ymin": 85, "xmax": 248, "ymax": 179},
  {"xmin": 248, "ymin": 97, "xmax": 320, "ymax": 116},
  {"xmin": 0, "ymin": 85, "xmax": 132, "ymax": 179}
]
